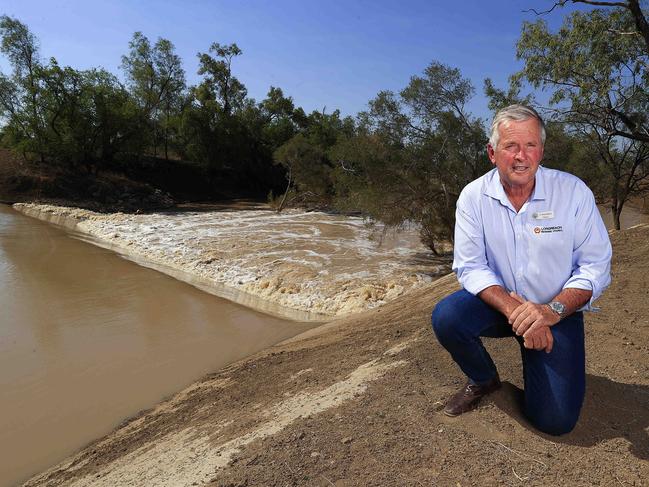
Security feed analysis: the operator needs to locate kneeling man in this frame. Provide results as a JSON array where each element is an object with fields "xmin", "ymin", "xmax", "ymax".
[{"xmin": 431, "ymin": 104, "xmax": 612, "ymax": 435}]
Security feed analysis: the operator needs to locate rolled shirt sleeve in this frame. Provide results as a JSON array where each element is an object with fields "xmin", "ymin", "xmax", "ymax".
[
  {"xmin": 562, "ymin": 185, "xmax": 612, "ymax": 310},
  {"xmin": 452, "ymin": 191, "xmax": 505, "ymax": 295}
]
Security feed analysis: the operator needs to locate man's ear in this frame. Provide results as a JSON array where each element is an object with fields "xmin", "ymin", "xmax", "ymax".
[{"xmin": 487, "ymin": 143, "xmax": 497, "ymax": 164}]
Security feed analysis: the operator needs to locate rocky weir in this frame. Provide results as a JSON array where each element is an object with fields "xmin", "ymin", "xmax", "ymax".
[{"xmin": 13, "ymin": 203, "xmax": 450, "ymax": 319}]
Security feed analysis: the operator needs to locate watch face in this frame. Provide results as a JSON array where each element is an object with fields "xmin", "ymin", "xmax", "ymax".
[{"xmin": 550, "ymin": 302, "xmax": 565, "ymax": 315}]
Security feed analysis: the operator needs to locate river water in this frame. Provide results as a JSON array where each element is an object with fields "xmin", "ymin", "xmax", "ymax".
[{"xmin": 0, "ymin": 205, "xmax": 315, "ymax": 487}]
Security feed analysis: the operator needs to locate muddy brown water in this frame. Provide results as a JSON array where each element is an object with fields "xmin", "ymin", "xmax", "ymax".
[{"xmin": 0, "ymin": 205, "xmax": 316, "ymax": 487}]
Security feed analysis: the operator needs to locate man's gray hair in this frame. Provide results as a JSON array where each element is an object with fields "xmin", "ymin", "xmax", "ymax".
[{"xmin": 488, "ymin": 104, "xmax": 546, "ymax": 149}]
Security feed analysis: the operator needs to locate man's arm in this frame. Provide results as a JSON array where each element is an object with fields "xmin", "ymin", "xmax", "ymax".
[
  {"xmin": 551, "ymin": 288, "xmax": 593, "ymax": 317},
  {"xmin": 561, "ymin": 183, "xmax": 612, "ymax": 309},
  {"xmin": 453, "ymin": 192, "xmax": 504, "ymax": 295},
  {"xmin": 478, "ymin": 285, "xmax": 521, "ymax": 318},
  {"xmin": 480, "ymin": 286, "xmax": 556, "ymax": 352}
]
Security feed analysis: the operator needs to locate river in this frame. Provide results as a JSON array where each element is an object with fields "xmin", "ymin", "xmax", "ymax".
[{"xmin": 0, "ymin": 205, "xmax": 315, "ymax": 487}]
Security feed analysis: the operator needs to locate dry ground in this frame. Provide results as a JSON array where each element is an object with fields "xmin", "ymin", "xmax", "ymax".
[{"xmin": 24, "ymin": 225, "xmax": 649, "ymax": 487}]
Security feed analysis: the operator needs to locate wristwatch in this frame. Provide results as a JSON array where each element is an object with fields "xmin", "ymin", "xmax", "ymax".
[{"xmin": 547, "ymin": 301, "xmax": 566, "ymax": 319}]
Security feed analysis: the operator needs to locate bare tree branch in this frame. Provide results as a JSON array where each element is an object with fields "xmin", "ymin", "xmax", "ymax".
[
  {"xmin": 570, "ymin": 1, "xmax": 628, "ymax": 7},
  {"xmin": 523, "ymin": 1, "xmax": 567, "ymax": 15},
  {"xmin": 607, "ymin": 28, "xmax": 641, "ymax": 35}
]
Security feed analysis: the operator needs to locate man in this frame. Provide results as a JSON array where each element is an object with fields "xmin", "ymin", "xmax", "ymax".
[{"xmin": 431, "ymin": 104, "xmax": 611, "ymax": 436}]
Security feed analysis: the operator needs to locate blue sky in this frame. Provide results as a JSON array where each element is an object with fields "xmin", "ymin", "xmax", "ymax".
[{"xmin": 1, "ymin": 0, "xmax": 588, "ymax": 121}]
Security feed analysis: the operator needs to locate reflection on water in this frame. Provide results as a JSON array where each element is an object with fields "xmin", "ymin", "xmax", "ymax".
[{"xmin": 0, "ymin": 205, "xmax": 315, "ymax": 487}]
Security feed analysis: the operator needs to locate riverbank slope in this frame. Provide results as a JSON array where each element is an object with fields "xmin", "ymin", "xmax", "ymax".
[{"xmin": 23, "ymin": 224, "xmax": 649, "ymax": 486}]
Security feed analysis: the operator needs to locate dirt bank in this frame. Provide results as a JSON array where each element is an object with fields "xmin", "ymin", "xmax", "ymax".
[{"xmin": 23, "ymin": 224, "xmax": 649, "ymax": 486}]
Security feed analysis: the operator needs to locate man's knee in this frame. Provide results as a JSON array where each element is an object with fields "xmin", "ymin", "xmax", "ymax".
[
  {"xmin": 431, "ymin": 295, "xmax": 462, "ymax": 344},
  {"xmin": 527, "ymin": 409, "xmax": 580, "ymax": 436}
]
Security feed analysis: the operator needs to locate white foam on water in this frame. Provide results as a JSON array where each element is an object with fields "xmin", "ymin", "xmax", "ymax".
[{"xmin": 14, "ymin": 204, "xmax": 448, "ymax": 316}]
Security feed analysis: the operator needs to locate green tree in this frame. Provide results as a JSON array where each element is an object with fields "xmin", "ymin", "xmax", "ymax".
[
  {"xmin": 121, "ymin": 32, "xmax": 186, "ymax": 158},
  {"xmin": 332, "ymin": 61, "xmax": 489, "ymax": 253},
  {"xmin": 0, "ymin": 15, "xmax": 47, "ymax": 161},
  {"xmin": 273, "ymin": 133, "xmax": 332, "ymax": 211},
  {"xmin": 483, "ymin": 77, "xmax": 532, "ymax": 113},
  {"xmin": 270, "ymin": 108, "xmax": 356, "ymax": 210},
  {"xmin": 0, "ymin": 16, "xmax": 135, "ymax": 171},
  {"xmin": 259, "ymin": 86, "xmax": 298, "ymax": 150},
  {"xmin": 196, "ymin": 43, "xmax": 246, "ymax": 116},
  {"xmin": 182, "ymin": 42, "xmax": 248, "ymax": 171},
  {"xmin": 517, "ymin": 7, "xmax": 649, "ymax": 142},
  {"xmin": 516, "ymin": 7, "xmax": 649, "ymax": 229},
  {"xmin": 534, "ymin": 1, "xmax": 649, "ymax": 63}
]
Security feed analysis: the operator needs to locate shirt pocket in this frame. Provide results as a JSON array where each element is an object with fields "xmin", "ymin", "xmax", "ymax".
[{"xmin": 527, "ymin": 222, "xmax": 571, "ymax": 275}]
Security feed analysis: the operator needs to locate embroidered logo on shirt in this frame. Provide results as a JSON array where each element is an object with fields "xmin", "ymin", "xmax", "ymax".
[{"xmin": 533, "ymin": 225, "xmax": 563, "ymax": 234}]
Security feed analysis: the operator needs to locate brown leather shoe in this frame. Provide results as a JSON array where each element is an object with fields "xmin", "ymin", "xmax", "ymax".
[{"xmin": 443, "ymin": 375, "xmax": 501, "ymax": 417}]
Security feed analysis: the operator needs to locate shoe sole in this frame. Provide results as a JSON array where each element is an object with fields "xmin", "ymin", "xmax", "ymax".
[{"xmin": 443, "ymin": 409, "xmax": 461, "ymax": 417}]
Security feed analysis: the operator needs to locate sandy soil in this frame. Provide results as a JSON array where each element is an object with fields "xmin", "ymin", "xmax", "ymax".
[
  {"xmin": 13, "ymin": 203, "xmax": 448, "ymax": 319},
  {"xmin": 22, "ymin": 223, "xmax": 649, "ymax": 486}
]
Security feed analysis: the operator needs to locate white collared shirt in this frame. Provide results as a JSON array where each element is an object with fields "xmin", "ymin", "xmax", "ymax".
[{"xmin": 452, "ymin": 166, "xmax": 612, "ymax": 310}]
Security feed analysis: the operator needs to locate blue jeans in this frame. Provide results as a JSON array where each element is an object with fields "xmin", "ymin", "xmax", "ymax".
[{"xmin": 431, "ymin": 289, "xmax": 585, "ymax": 436}]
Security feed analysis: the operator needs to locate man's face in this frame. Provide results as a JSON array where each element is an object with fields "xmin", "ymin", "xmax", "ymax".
[{"xmin": 487, "ymin": 118, "xmax": 544, "ymax": 192}]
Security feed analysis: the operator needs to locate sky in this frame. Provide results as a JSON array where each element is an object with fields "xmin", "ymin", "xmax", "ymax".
[{"xmin": 0, "ymin": 0, "xmax": 589, "ymax": 122}]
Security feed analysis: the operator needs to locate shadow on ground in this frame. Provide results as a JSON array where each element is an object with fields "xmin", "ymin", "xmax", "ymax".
[{"xmin": 493, "ymin": 376, "xmax": 649, "ymax": 461}]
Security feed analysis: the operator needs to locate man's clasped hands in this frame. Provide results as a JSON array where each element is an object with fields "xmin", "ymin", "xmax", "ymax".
[{"xmin": 508, "ymin": 291, "xmax": 561, "ymax": 353}]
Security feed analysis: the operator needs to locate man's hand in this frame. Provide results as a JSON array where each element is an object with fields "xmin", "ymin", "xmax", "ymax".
[
  {"xmin": 522, "ymin": 325, "xmax": 554, "ymax": 353},
  {"xmin": 508, "ymin": 292, "xmax": 558, "ymax": 353}
]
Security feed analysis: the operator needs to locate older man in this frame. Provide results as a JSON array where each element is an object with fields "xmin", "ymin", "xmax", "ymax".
[{"xmin": 431, "ymin": 104, "xmax": 611, "ymax": 435}]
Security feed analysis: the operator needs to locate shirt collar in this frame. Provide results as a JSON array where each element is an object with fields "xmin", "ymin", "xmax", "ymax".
[{"xmin": 483, "ymin": 165, "xmax": 547, "ymax": 204}]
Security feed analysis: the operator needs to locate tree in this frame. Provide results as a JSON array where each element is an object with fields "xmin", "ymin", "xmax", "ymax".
[
  {"xmin": 196, "ymin": 43, "xmax": 246, "ymax": 116},
  {"xmin": 521, "ymin": 2, "xmax": 649, "ymax": 143},
  {"xmin": 483, "ymin": 77, "xmax": 532, "ymax": 113},
  {"xmin": 121, "ymin": 32, "xmax": 186, "ymax": 158},
  {"xmin": 273, "ymin": 133, "xmax": 330, "ymax": 211},
  {"xmin": 530, "ymin": 1, "xmax": 649, "ymax": 59},
  {"xmin": 581, "ymin": 129, "xmax": 649, "ymax": 229},
  {"xmin": 331, "ymin": 61, "xmax": 490, "ymax": 254},
  {"xmin": 516, "ymin": 7, "xmax": 649, "ymax": 228},
  {"xmin": 0, "ymin": 16, "xmax": 134, "ymax": 170},
  {"xmin": 0, "ymin": 15, "xmax": 47, "ymax": 161},
  {"xmin": 259, "ymin": 86, "xmax": 298, "ymax": 150},
  {"xmin": 268, "ymin": 106, "xmax": 356, "ymax": 210}
]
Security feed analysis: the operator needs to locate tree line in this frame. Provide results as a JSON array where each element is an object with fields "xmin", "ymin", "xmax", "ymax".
[
  {"xmin": 1, "ymin": 1, "xmax": 648, "ymax": 252},
  {"xmin": 0, "ymin": 15, "xmax": 350, "ymax": 196}
]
